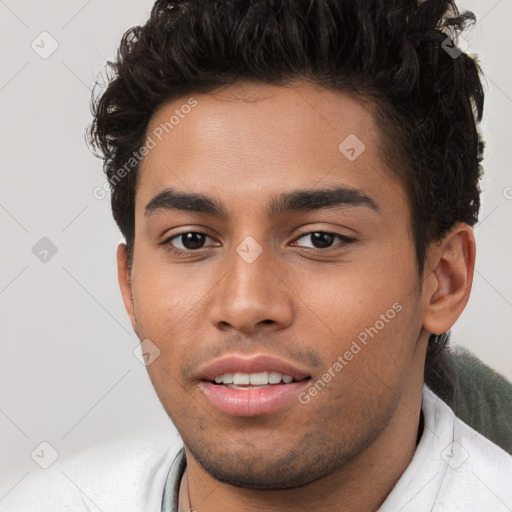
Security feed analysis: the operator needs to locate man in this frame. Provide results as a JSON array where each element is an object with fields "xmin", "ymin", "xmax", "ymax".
[{"xmin": 9, "ymin": 0, "xmax": 512, "ymax": 510}]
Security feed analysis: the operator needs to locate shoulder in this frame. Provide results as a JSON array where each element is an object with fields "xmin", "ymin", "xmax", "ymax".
[
  {"xmin": 379, "ymin": 386, "xmax": 512, "ymax": 512},
  {"xmin": 1, "ymin": 431, "xmax": 183, "ymax": 512},
  {"xmin": 426, "ymin": 386, "xmax": 512, "ymax": 511}
]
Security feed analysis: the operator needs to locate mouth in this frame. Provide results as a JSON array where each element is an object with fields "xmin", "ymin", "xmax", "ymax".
[
  {"xmin": 211, "ymin": 371, "xmax": 307, "ymax": 389},
  {"xmin": 197, "ymin": 355, "xmax": 312, "ymax": 416}
]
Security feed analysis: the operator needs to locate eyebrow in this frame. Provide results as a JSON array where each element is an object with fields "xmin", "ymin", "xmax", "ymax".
[{"xmin": 144, "ymin": 185, "xmax": 380, "ymax": 218}]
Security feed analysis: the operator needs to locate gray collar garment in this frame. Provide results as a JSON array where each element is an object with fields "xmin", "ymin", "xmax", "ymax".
[{"xmin": 161, "ymin": 447, "xmax": 186, "ymax": 512}]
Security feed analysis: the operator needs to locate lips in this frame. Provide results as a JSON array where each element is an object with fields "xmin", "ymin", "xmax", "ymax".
[
  {"xmin": 196, "ymin": 354, "xmax": 311, "ymax": 382},
  {"xmin": 196, "ymin": 354, "xmax": 311, "ymax": 416}
]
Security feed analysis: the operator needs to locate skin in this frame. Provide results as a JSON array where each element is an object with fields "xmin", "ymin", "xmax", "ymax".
[{"xmin": 117, "ymin": 82, "xmax": 475, "ymax": 512}]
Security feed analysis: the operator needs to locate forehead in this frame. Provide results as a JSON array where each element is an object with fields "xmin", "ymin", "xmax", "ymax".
[{"xmin": 136, "ymin": 82, "xmax": 406, "ymax": 217}]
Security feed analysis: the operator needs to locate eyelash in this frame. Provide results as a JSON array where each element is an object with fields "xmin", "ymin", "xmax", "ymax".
[{"xmin": 161, "ymin": 230, "xmax": 357, "ymax": 256}]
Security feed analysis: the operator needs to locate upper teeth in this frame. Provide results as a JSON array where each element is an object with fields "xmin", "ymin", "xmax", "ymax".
[{"xmin": 214, "ymin": 372, "xmax": 294, "ymax": 385}]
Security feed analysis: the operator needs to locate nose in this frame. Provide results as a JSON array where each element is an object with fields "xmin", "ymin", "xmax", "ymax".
[{"xmin": 208, "ymin": 240, "xmax": 294, "ymax": 335}]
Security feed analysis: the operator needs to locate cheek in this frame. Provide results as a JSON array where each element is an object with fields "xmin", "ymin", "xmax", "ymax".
[
  {"xmin": 293, "ymin": 252, "xmax": 417, "ymax": 334},
  {"xmin": 291, "ymin": 252, "xmax": 421, "ymax": 377},
  {"xmin": 131, "ymin": 254, "xmax": 212, "ymax": 331}
]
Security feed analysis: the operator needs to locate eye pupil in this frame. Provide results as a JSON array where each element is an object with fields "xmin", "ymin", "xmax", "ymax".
[
  {"xmin": 311, "ymin": 232, "xmax": 334, "ymax": 248},
  {"xmin": 182, "ymin": 232, "xmax": 206, "ymax": 250}
]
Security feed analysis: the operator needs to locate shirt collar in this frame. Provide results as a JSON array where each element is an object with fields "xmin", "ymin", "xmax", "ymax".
[{"xmin": 161, "ymin": 447, "xmax": 186, "ymax": 512}]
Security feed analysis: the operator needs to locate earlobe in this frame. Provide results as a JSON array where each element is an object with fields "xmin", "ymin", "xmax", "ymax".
[
  {"xmin": 422, "ymin": 224, "xmax": 476, "ymax": 335},
  {"xmin": 116, "ymin": 243, "xmax": 138, "ymax": 334}
]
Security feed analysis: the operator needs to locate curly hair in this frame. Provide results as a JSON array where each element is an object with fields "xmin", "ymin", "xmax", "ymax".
[{"xmin": 87, "ymin": 0, "xmax": 485, "ymax": 373}]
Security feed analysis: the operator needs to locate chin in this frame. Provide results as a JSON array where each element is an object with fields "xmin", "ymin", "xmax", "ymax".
[{"xmin": 184, "ymin": 432, "xmax": 371, "ymax": 490}]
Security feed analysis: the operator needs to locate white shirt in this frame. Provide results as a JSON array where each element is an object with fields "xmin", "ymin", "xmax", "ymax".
[
  {"xmin": 378, "ymin": 386, "xmax": 512, "ymax": 511},
  {"xmin": 3, "ymin": 385, "xmax": 511, "ymax": 511}
]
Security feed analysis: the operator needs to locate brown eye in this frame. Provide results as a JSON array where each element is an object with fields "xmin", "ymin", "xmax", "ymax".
[
  {"xmin": 163, "ymin": 231, "xmax": 218, "ymax": 253},
  {"xmin": 309, "ymin": 232, "xmax": 336, "ymax": 249},
  {"xmin": 176, "ymin": 232, "xmax": 208, "ymax": 250},
  {"xmin": 294, "ymin": 231, "xmax": 356, "ymax": 250}
]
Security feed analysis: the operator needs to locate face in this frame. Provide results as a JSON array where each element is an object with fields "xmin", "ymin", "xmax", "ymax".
[{"xmin": 123, "ymin": 82, "xmax": 431, "ymax": 489}]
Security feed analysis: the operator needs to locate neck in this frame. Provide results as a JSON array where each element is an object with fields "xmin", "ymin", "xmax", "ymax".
[{"xmin": 183, "ymin": 343, "xmax": 427, "ymax": 512}]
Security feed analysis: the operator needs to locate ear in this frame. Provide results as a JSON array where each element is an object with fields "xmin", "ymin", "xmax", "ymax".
[
  {"xmin": 422, "ymin": 223, "xmax": 476, "ymax": 335},
  {"xmin": 116, "ymin": 243, "xmax": 138, "ymax": 334}
]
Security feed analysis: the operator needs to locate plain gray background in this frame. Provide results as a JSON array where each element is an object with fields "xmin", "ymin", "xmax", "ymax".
[{"xmin": 1, "ymin": 0, "xmax": 511, "ymax": 502}]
